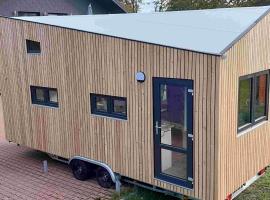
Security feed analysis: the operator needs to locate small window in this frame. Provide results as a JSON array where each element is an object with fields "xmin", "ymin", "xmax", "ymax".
[
  {"xmin": 238, "ymin": 70, "xmax": 269, "ymax": 132},
  {"xmin": 30, "ymin": 86, "xmax": 59, "ymax": 108},
  {"xmin": 18, "ymin": 11, "xmax": 40, "ymax": 16},
  {"xmin": 26, "ymin": 40, "xmax": 41, "ymax": 54},
  {"xmin": 90, "ymin": 94, "xmax": 127, "ymax": 120}
]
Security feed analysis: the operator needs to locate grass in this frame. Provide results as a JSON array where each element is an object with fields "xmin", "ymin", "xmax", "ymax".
[
  {"xmin": 236, "ymin": 169, "xmax": 270, "ymax": 200},
  {"xmin": 111, "ymin": 186, "xmax": 179, "ymax": 200},
  {"xmin": 111, "ymin": 170, "xmax": 270, "ymax": 200}
]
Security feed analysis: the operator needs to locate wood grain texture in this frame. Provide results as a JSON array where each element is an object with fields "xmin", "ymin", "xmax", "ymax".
[
  {"xmin": 0, "ymin": 17, "xmax": 219, "ymax": 199},
  {"xmin": 217, "ymin": 12, "xmax": 270, "ymax": 200}
]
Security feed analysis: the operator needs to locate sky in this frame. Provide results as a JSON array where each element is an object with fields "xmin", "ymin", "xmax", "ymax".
[{"xmin": 139, "ymin": 0, "xmax": 156, "ymax": 13}]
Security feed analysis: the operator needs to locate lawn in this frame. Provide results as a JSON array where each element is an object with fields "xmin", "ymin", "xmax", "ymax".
[
  {"xmin": 111, "ymin": 186, "xmax": 179, "ymax": 200},
  {"xmin": 112, "ymin": 170, "xmax": 270, "ymax": 200},
  {"xmin": 236, "ymin": 169, "xmax": 270, "ymax": 200}
]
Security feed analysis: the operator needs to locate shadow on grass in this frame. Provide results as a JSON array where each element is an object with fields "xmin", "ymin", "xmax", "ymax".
[{"xmin": 111, "ymin": 186, "xmax": 180, "ymax": 200}]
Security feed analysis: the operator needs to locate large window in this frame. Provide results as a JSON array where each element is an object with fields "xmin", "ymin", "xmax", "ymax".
[
  {"xmin": 30, "ymin": 86, "xmax": 59, "ymax": 108},
  {"xmin": 90, "ymin": 94, "xmax": 127, "ymax": 120},
  {"xmin": 238, "ymin": 70, "xmax": 269, "ymax": 132}
]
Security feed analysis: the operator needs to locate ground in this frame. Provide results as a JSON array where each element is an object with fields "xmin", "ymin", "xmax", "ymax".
[{"xmin": 0, "ymin": 97, "xmax": 112, "ymax": 200}]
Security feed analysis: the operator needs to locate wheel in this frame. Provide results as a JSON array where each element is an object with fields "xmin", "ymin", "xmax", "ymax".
[
  {"xmin": 71, "ymin": 160, "xmax": 90, "ymax": 181},
  {"xmin": 96, "ymin": 167, "xmax": 113, "ymax": 188}
]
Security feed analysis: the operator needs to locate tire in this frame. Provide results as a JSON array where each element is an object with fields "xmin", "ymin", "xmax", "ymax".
[
  {"xmin": 96, "ymin": 167, "xmax": 114, "ymax": 188},
  {"xmin": 71, "ymin": 160, "xmax": 90, "ymax": 181}
]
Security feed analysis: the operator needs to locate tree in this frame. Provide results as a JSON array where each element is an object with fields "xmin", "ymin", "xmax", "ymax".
[
  {"xmin": 119, "ymin": 0, "xmax": 142, "ymax": 13},
  {"xmin": 166, "ymin": 0, "xmax": 226, "ymax": 11},
  {"xmin": 249, "ymin": 0, "xmax": 270, "ymax": 5},
  {"xmin": 165, "ymin": 0, "xmax": 270, "ymax": 11},
  {"xmin": 154, "ymin": 0, "xmax": 169, "ymax": 12}
]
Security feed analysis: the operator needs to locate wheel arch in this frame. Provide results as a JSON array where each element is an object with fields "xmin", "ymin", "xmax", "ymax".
[{"xmin": 68, "ymin": 156, "xmax": 116, "ymax": 183}]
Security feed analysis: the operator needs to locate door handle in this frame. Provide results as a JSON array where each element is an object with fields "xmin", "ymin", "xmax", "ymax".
[{"xmin": 155, "ymin": 121, "xmax": 161, "ymax": 135}]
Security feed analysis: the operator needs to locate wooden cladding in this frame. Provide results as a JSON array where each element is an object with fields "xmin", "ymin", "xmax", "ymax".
[
  {"xmin": 8, "ymin": 15, "xmax": 268, "ymax": 200},
  {"xmin": 217, "ymin": 13, "xmax": 270, "ymax": 200}
]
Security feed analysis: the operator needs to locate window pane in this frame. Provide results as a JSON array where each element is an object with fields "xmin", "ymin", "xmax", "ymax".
[
  {"xmin": 160, "ymin": 84, "xmax": 187, "ymax": 149},
  {"xmin": 96, "ymin": 97, "xmax": 108, "ymax": 112},
  {"xmin": 36, "ymin": 89, "xmax": 45, "ymax": 101},
  {"xmin": 18, "ymin": 12, "xmax": 40, "ymax": 16},
  {"xmin": 161, "ymin": 149, "xmax": 187, "ymax": 180},
  {"xmin": 238, "ymin": 79, "xmax": 252, "ymax": 127},
  {"xmin": 255, "ymin": 74, "xmax": 267, "ymax": 120},
  {"xmin": 49, "ymin": 90, "xmax": 58, "ymax": 103},
  {"xmin": 26, "ymin": 40, "xmax": 41, "ymax": 53},
  {"xmin": 113, "ymin": 99, "xmax": 127, "ymax": 115}
]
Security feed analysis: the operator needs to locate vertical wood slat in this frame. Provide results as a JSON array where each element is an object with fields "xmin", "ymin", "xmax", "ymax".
[{"xmin": 0, "ymin": 17, "xmax": 219, "ymax": 200}]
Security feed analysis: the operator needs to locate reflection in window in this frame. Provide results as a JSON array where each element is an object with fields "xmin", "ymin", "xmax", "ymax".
[
  {"xmin": 90, "ymin": 94, "xmax": 127, "ymax": 120},
  {"xmin": 36, "ymin": 88, "xmax": 45, "ymax": 101},
  {"xmin": 49, "ymin": 90, "xmax": 58, "ymax": 103},
  {"xmin": 96, "ymin": 97, "xmax": 108, "ymax": 112},
  {"xmin": 238, "ymin": 79, "xmax": 252, "ymax": 128},
  {"xmin": 161, "ymin": 149, "xmax": 187, "ymax": 180},
  {"xmin": 255, "ymin": 74, "xmax": 267, "ymax": 120},
  {"xmin": 238, "ymin": 71, "xmax": 269, "ymax": 132},
  {"xmin": 113, "ymin": 99, "xmax": 127, "ymax": 115},
  {"xmin": 30, "ymin": 86, "xmax": 59, "ymax": 108},
  {"xmin": 160, "ymin": 84, "xmax": 187, "ymax": 149}
]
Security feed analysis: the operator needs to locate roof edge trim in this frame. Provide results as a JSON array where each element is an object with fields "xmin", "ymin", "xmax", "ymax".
[{"xmin": 220, "ymin": 7, "xmax": 270, "ymax": 55}]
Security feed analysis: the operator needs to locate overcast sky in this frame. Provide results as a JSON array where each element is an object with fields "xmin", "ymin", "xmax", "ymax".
[{"xmin": 139, "ymin": 0, "xmax": 155, "ymax": 13}]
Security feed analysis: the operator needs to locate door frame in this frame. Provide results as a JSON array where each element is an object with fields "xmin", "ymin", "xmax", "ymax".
[{"xmin": 153, "ymin": 77, "xmax": 194, "ymax": 189}]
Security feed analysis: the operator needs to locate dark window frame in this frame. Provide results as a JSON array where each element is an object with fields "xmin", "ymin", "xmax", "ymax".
[
  {"xmin": 26, "ymin": 40, "xmax": 41, "ymax": 54},
  {"xmin": 18, "ymin": 11, "xmax": 40, "ymax": 16},
  {"xmin": 47, "ymin": 13, "xmax": 69, "ymax": 16},
  {"xmin": 90, "ymin": 94, "xmax": 127, "ymax": 120},
  {"xmin": 30, "ymin": 86, "xmax": 59, "ymax": 108},
  {"xmin": 238, "ymin": 70, "xmax": 269, "ymax": 133}
]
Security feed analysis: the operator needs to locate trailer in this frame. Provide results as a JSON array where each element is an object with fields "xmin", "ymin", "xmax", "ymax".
[{"xmin": 1, "ymin": 6, "xmax": 270, "ymax": 200}]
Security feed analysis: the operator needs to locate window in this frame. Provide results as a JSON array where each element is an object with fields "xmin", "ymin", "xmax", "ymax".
[
  {"xmin": 238, "ymin": 70, "xmax": 269, "ymax": 132},
  {"xmin": 47, "ymin": 13, "xmax": 68, "ymax": 16},
  {"xmin": 26, "ymin": 40, "xmax": 41, "ymax": 54},
  {"xmin": 30, "ymin": 86, "xmax": 59, "ymax": 108},
  {"xmin": 18, "ymin": 11, "xmax": 40, "ymax": 16},
  {"xmin": 90, "ymin": 94, "xmax": 127, "ymax": 119}
]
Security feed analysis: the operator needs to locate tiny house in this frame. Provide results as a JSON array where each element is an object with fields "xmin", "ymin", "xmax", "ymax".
[{"xmin": 1, "ymin": 6, "xmax": 270, "ymax": 200}]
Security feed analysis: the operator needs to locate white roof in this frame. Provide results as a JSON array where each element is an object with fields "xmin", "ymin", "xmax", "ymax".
[{"xmin": 13, "ymin": 6, "xmax": 270, "ymax": 55}]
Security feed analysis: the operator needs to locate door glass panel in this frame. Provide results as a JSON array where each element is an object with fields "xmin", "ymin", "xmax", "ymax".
[
  {"xmin": 160, "ymin": 84, "xmax": 187, "ymax": 149},
  {"xmin": 161, "ymin": 148, "xmax": 187, "ymax": 180}
]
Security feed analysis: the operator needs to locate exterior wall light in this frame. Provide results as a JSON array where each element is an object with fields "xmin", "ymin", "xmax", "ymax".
[{"xmin": 136, "ymin": 71, "xmax": 146, "ymax": 83}]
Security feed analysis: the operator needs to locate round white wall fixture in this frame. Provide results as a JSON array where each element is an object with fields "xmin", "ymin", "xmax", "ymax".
[{"xmin": 136, "ymin": 71, "xmax": 146, "ymax": 83}]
